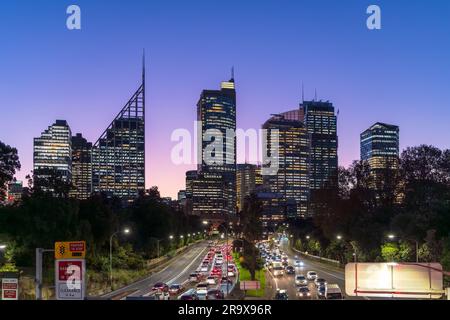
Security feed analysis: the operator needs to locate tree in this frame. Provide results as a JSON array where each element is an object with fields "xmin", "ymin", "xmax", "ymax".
[
  {"xmin": 240, "ymin": 194, "xmax": 263, "ymax": 280},
  {"xmin": 0, "ymin": 140, "xmax": 21, "ymax": 200}
]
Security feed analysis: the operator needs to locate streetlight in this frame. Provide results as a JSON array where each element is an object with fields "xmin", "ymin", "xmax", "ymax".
[
  {"xmin": 202, "ymin": 220, "xmax": 208, "ymax": 225},
  {"xmin": 0, "ymin": 245, "xmax": 6, "ymax": 250},
  {"xmin": 336, "ymin": 235, "xmax": 342, "ymax": 240},
  {"xmin": 306, "ymin": 235, "xmax": 310, "ymax": 240},
  {"xmin": 169, "ymin": 235, "xmax": 174, "ymax": 240},
  {"xmin": 336, "ymin": 235, "xmax": 357, "ymax": 263},
  {"xmin": 110, "ymin": 228, "xmax": 131, "ymax": 289},
  {"xmin": 386, "ymin": 234, "xmax": 419, "ymax": 263}
]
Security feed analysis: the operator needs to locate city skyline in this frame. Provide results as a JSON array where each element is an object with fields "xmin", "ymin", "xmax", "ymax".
[{"xmin": 1, "ymin": 0, "xmax": 449, "ymax": 199}]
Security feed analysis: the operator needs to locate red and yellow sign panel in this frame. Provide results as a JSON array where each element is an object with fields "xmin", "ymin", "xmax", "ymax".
[{"xmin": 55, "ymin": 241, "xmax": 86, "ymax": 259}]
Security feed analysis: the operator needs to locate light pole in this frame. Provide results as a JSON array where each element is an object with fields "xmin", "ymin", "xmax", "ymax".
[
  {"xmin": 387, "ymin": 234, "xmax": 419, "ymax": 263},
  {"xmin": 336, "ymin": 235, "xmax": 356, "ymax": 263},
  {"xmin": 110, "ymin": 228, "xmax": 130, "ymax": 290}
]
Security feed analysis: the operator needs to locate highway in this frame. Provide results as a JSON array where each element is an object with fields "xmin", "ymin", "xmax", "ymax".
[
  {"xmin": 267, "ymin": 237, "xmax": 348, "ymax": 300},
  {"xmin": 102, "ymin": 241, "xmax": 210, "ymax": 299}
]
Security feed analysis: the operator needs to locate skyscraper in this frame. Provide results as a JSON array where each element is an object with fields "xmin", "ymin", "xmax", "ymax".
[
  {"xmin": 361, "ymin": 122, "xmax": 400, "ymax": 192},
  {"xmin": 92, "ymin": 65, "xmax": 145, "ymax": 202},
  {"xmin": 236, "ymin": 163, "xmax": 257, "ymax": 211},
  {"xmin": 304, "ymin": 100, "xmax": 338, "ymax": 191},
  {"xmin": 70, "ymin": 133, "xmax": 92, "ymax": 200},
  {"xmin": 262, "ymin": 114, "xmax": 310, "ymax": 218},
  {"xmin": 33, "ymin": 120, "xmax": 72, "ymax": 191},
  {"xmin": 193, "ymin": 75, "xmax": 237, "ymax": 218}
]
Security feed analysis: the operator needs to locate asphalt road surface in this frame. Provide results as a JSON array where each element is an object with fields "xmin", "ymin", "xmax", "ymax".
[
  {"xmin": 102, "ymin": 241, "xmax": 209, "ymax": 299},
  {"xmin": 268, "ymin": 238, "xmax": 349, "ymax": 300}
]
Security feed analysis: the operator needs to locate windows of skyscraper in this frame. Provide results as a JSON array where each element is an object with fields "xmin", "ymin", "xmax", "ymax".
[
  {"xmin": 262, "ymin": 114, "xmax": 310, "ymax": 218},
  {"xmin": 303, "ymin": 100, "xmax": 338, "ymax": 190},
  {"xmin": 92, "ymin": 73, "xmax": 145, "ymax": 202},
  {"xmin": 360, "ymin": 122, "xmax": 400, "ymax": 193},
  {"xmin": 236, "ymin": 163, "xmax": 257, "ymax": 211},
  {"xmin": 70, "ymin": 133, "xmax": 92, "ymax": 200},
  {"xmin": 33, "ymin": 120, "xmax": 72, "ymax": 192},
  {"xmin": 192, "ymin": 76, "xmax": 237, "ymax": 219}
]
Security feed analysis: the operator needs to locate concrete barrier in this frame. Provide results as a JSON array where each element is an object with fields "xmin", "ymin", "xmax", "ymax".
[{"xmin": 291, "ymin": 247, "xmax": 342, "ymax": 267}]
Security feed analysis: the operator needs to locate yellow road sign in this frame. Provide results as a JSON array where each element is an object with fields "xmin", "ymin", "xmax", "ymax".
[{"xmin": 55, "ymin": 241, "xmax": 86, "ymax": 259}]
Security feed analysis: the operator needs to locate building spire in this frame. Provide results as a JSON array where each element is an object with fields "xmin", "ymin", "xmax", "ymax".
[
  {"xmin": 231, "ymin": 66, "xmax": 235, "ymax": 82},
  {"xmin": 142, "ymin": 48, "xmax": 146, "ymax": 86},
  {"xmin": 302, "ymin": 82, "xmax": 305, "ymax": 103},
  {"xmin": 314, "ymin": 88, "xmax": 317, "ymax": 101}
]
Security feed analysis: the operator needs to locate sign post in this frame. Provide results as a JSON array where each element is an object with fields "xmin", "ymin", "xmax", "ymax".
[
  {"xmin": 54, "ymin": 241, "xmax": 86, "ymax": 300},
  {"xmin": 1, "ymin": 278, "xmax": 19, "ymax": 300}
]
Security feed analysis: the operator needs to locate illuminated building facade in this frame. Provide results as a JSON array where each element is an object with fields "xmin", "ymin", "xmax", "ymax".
[
  {"xmin": 361, "ymin": 122, "xmax": 400, "ymax": 192},
  {"xmin": 33, "ymin": 120, "xmax": 72, "ymax": 191},
  {"xmin": 70, "ymin": 133, "xmax": 92, "ymax": 200},
  {"xmin": 92, "ymin": 69, "xmax": 145, "ymax": 202},
  {"xmin": 193, "ymin": 76, "xmax": 237, "ymax": 218},
  {"xmin": 304, "ymin": 100, "xmax": 338, "ymax": 190},
  {"xmin": 236, "ymin": 163, "xmax": 258, "ymax": 211},
  {"xmin": 262, "ymin": 114, "xmax": 310, "ymax": 218}
]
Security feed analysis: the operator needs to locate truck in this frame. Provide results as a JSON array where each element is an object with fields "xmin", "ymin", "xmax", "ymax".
[{"xmin": 325, "ymin": 284, "xmax": 344, "ymax": 300}]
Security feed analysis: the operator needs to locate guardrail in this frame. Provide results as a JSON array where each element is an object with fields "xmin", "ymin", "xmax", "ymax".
[{"xmin": 291, "ymin": 247, "xmax": 342, "ymax": 267}]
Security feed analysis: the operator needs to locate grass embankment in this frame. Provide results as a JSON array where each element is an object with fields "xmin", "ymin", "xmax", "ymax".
[{"xmin": 232, "ymin": 252, "xmax": 265, "ymax": 297}]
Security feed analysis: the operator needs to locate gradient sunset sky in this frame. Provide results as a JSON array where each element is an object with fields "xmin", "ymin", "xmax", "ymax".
[{"xmin": 0, "ymin": 0, "xmax": 449, "ymax": 198}]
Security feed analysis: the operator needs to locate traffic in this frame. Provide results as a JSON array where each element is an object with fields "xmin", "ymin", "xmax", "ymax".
[
  {"xmin": 258, "ymin": 235, "xmax": 344, "ymax": 300},
  {"xmin": 148, "ymin": 241, "xmax": 237, "ymax": 300}
]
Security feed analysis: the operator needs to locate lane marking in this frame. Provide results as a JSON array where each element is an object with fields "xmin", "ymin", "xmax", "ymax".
[{"xmin": 167, "ymin": 245, "xmax": 209, "ymax": 284}]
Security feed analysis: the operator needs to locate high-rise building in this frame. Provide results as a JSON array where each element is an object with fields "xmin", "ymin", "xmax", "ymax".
[
  {"xmin": 33, "ymin": 120, "xmax": 72, "ymax": 191},
  {"xmin": 70, "ymin": 133, "xmax": 92, "ymax": 200},
  {"xmin": 236, "ymin": 163, "xmax": 257, "ymax": 211},
  {"xmin": 361, "ymin": 122, "xmax": 400, "ymax": 191},
  {"xmin": 262, "ymin": 114, "xmax": 310, "ymax": 218},
  {"xmin": 193, "ymin": 76, "xmax": 237, "ymax": 218},
  {"xmin": 92, "ymin": 65, "xmax": 145, "ymax": 202},
  {"xmin": 304, "ymin": 100, "xmax": 338, "ymax": 190}
]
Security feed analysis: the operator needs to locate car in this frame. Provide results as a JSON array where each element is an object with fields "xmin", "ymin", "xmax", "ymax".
[
  {"xmin": 317, "ymin": 284, "xmax": 326, "ymax": 298},
  {"xmin": 307, "ymin": 271, "xmax": 318, "ymax": 280},
  {"xmin": 314, "ymin": 278, "xmax": 327, "ymax": 287},
  {"xmin": 207, "ymin": 288, "xmax": 224, "ymax": 300},
  {"xmin": 216, "ymin": 258, "xmax": 223, "ymax": 264},
  {"xmin": 294, "ymin": 260, "xmax": 304, "ymax": 267},
  {"xmin": 206, "ymin": 276, "xmax": 216, "ymax": 285},
  {"xmin": 295, "ymin": 275, "xmax": 308, "ymax": 286},
  {"xmin": 325, "ymin": 284, "xmax": 344, "ymax": 300},
  {"xmin": 274, "ymin": 289, "xmax": 289, "ymax": 300},
  {"xmin": 285, "ymin": 266, "xmax": 295, "ymax": 274},
  {"xmin": 227, "ymin": 270, "xmax": 235, "ymax": 277},
  {"xmin": 273, "ymin": 266, "xmax": 284, "ymax": 276},
  {"xmin": 200, "ymin": 265, "xmax": 209, "ymax": 272},
  {"xmin": 282, "ymin": 260, "xmax": 288, "ymax": 267},
  {"xmin": 169, "ymin": 284, "xmax": 184, "ymax": 295},
  {"xmin": 179, "ymin": 288, "xmax": 199, "ymax": 300},
  {"xmin": 220, "ymin": 277, "xmax": 233, "ymax": 285},
  {"xmin": 196, "ymin": 282, "xmax": 209, "ymax": 295},
  {"xmin": 152, "ymin": 282, "xmax": 169, "ymax": 292},
  {"xmin": 189, "ymin": 273, "xmax": 200, "ymax": 282},
  {"xmin": 296, "ymin": 286, "xmax": 311, "ymax": 299}
]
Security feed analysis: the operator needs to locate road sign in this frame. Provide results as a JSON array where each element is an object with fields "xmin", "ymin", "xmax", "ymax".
[
  {"xmin": 55, "ymin": 241, "xmax": 86, "ymax": 259},
  {"xmin": 240, "ymin": 280, "xmax": 260, "ymax": 290},
  {"xmin": 1, "ymin": 278, "xmax": 19, "ymax": 300},
  {"xmin": 345, "ymin": 262, "xmax": 444, "ymax": 299},
  {"xmin": 55, "ymin": 259, "xmax": 86, "ymax": 300}
]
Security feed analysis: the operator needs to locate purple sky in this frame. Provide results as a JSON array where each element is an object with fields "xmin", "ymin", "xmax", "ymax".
[{"xmin": 0, "ymin": 0, "xmax": 449, "ymax": 198}]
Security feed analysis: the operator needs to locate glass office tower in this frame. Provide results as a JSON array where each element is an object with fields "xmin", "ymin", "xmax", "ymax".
[
  {"xmin": 361, "ymin": 122, "xmax": 399, "ymax": 191},
  {"xmin": 262, "ymin": 114, "xmax": 310, "ymax": 218},
  {"xmin": 92, "ymin": 71, "xmax": 145, "ymax": 202},
  {"xmin": 33, "ymin": 120, "xmax": 72, "ymax": 192},
  {"xmin": 193, "ymin": 77, "xmax": 237, "ymax": 218},
  {"xmin": 70, "ymin": 133, "xmax": 92, "ymax": 200}
]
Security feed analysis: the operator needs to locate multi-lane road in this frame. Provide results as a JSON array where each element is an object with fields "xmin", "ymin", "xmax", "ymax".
[
  {"xmin": 102, "ymin": 241, "xmax": 210, "ymax": 299},
  {"xmin": 266, "ymin": 238, "xmax": 346, "ymax": 300}
]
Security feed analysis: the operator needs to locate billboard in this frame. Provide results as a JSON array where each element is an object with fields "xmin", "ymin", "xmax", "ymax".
[
  {"xmin": 55, "ymin": 259, "xmax": 86, "ymax": 300},
  {"xmin": 345, "ymin": 262, "xmax": 444, "ymax": 299}
]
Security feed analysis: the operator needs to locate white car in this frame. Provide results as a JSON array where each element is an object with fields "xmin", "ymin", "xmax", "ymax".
[
  {"xmin": 200, "ymin": 266, "xmax": 209, "ymax": 272},
  {"xmin": 273, "ymin": 266, "xmax": 284, "ymax": 277},
  {"xmin": 294, "ymin": 260, "xmax": 304, "ymax": 267},
  {"xmin": 216, "ymin": 258, "xmax": 223, "ymax": 264},
  {"xmin": 295, "ymin": 274, "xmax": 307, "ymax": 286},
  {"xmin": 196, "ymin": 283, "xmax": 209, "ymax": 295},
  {"xmin": 307, "ymin": 271, "xmax": 318, "ymax": 280},
  {"xmin": 206, "ymin": 276, "xmax": 216, "ymax": 285}
]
